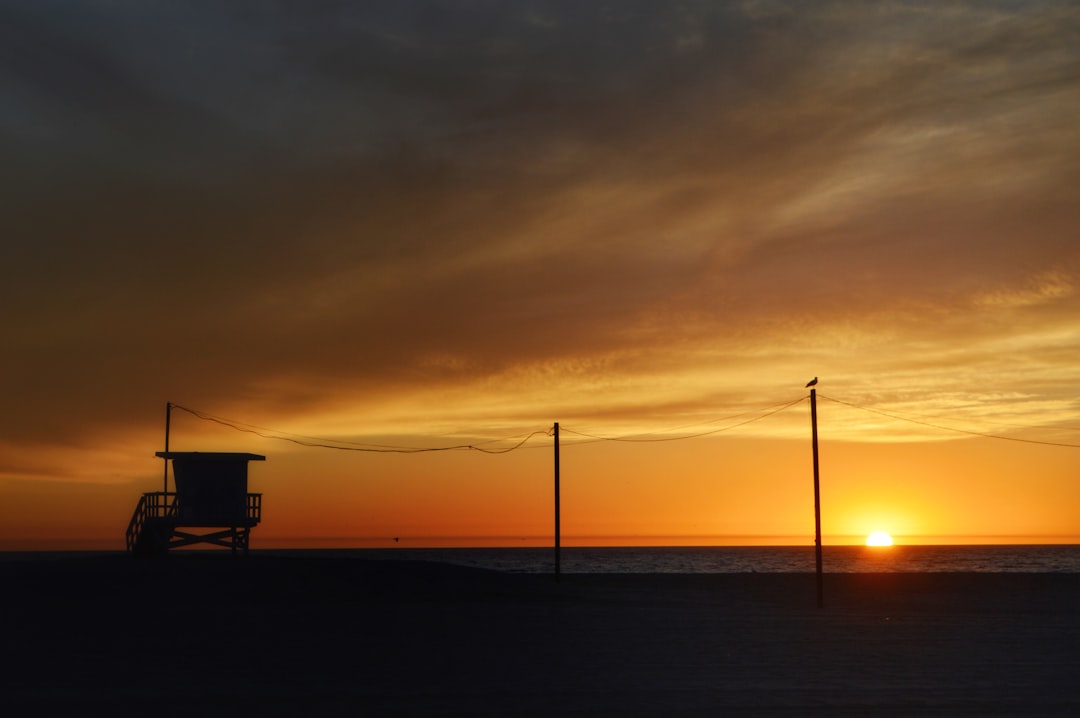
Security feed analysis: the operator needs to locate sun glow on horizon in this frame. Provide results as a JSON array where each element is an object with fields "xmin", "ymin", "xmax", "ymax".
[{"xmin": 866, "ymin": 531, "xmax": 894, "ymax": 547}]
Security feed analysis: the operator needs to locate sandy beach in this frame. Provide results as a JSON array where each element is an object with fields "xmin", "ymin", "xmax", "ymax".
[{"xmin": 4, "ymin": 553, "xmax": 1079, "ymax": 717}]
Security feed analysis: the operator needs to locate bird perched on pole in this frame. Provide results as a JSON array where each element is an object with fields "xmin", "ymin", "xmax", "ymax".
[{"xmin": 805, "ymin": 377, "xmax": 818, "ymax": 387}]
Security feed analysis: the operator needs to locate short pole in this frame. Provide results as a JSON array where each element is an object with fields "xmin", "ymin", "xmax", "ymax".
[
  {"xmin": 554, "ymin": 422, "xmax": 561, "ymax": 580},
  {"xmin": 810, "ymin": 388, "xmax": 823, "ymax": 608},
  {"xmin": 552, "ymin": 423, "xmax": 561, "ymax": 578}
]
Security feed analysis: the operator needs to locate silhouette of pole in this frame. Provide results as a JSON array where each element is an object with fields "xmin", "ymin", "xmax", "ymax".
[
  {"xmin": 809, "ymin": 386, "xmax": 823, "ymax": 608},
  {"xmin": 163, "ymin": 401, "xmax": 172, "ymax": 493},
  {"xmin": 554, "ymin": 421, "xmax": 561, "ymax": 580}
]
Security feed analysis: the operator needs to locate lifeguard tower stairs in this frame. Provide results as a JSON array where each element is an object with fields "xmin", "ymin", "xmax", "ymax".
[{"xmin": 126, "ymin": 452, "xmax": 265, "ymax": 556}]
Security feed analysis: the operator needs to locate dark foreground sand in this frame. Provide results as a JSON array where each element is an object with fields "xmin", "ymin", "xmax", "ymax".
[{"xmin": 3, "ymin": 553, "xmax": 1079, "ymax": 717}]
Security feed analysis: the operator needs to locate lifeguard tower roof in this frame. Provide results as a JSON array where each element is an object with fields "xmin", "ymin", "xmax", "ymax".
[{"xmin": 155, "ymin": 452, "xmax": 266, "ymax": 461}]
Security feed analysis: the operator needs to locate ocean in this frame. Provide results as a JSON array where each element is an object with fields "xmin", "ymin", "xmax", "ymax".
[
  {"xmin": 261, "ymin": 544, "xmax": 1080, "ymax": 574},
  {"xmin": 5, "ymin": 544, "xmax": 1078, "ymax": 573}
]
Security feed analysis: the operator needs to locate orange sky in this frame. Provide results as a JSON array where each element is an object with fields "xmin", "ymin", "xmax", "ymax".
[{"xmin": 2, "ymin": 2, "xmax": 1079, "ymax": 550}]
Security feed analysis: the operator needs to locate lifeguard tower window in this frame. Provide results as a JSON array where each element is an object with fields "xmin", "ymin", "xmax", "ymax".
[{"xmin": 126, "ymin": 452, "xmax": 265, "ymax": 556}]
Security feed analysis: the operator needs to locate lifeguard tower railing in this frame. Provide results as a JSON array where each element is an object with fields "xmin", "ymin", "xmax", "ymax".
[
  {"xmin": 125, "ymin": 491, "xmax": 262, "ymax": 555},
  {"xmin": 126, "ymin": 452, "xmax": 265, "ymax": 556}
]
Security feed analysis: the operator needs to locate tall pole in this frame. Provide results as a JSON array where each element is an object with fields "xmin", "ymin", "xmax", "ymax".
[
  {"xmin": 554, "ymin": 421, "xmax": 561, "ymax": 580},
  {"xmin": 810, "ymin": 387, "xmax": 823, "ymax": 608},
  {"xmin": 163, "ymin": 401, "xmax": 172, "ymax": 494}
]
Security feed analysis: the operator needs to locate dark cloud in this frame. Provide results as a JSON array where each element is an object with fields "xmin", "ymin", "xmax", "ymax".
[{"xmin": 2, "ymin": 1, "xmax": 1079, "ymax": 458}]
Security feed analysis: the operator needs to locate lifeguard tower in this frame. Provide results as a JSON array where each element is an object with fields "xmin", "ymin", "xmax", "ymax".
[{"xmin": 126, "ymin": 452, "xmax": 265, "ymax": 556}]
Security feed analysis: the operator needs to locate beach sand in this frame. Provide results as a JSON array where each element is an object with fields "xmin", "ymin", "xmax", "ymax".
[{"xmin": 4, "ymin": 553, "xmax": 1079, "ymax": 717}]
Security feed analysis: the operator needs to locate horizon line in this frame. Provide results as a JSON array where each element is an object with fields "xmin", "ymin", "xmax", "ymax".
[{"xmin": 4, "ymin": 534, "xmax": 1079, "ymax": 552}]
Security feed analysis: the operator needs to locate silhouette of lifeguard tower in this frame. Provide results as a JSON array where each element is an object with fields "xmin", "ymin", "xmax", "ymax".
[{"xmin": 126, "ymin": 452, "xmax": 265, "ymax": 556}]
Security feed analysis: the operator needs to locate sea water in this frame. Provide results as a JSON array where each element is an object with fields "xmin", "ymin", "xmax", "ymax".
[
  {"xmin": 6, "ymin": 544, "xmax": 1078, "ymax": 572},
  {"xmin": 316, "ymin": 544, "xmax": 1080, "ymax": 574}
]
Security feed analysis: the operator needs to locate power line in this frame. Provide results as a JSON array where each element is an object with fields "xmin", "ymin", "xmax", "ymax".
[
  {"xmin": 470, "ymin": 429, "xmax": 554, "ymax": 454},
  {"xmin": 173, "ymin": 392, "xmax": 1080, "ymax": 454},
  {"xmin": 560, "ymin": 396, "xmax": 808, "ymax": 444},
  {"xmin": 170, "ymin": 404, "xmax": 551, "ymax": 454},
  {"xmin": 819, "ymin": 394, "xmax": 1080, "ymax": 449},
  {"xmin": 170, "ymin": 394, "xmax": 808, "ymax": 456},
  {"xmin": 856, "ymin": 403, "xmax": 1080, "ymax": 434}
]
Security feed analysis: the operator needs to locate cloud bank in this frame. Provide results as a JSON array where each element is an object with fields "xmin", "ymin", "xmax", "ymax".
[{"xmin": 2, "ymin": 1, "xmax": 1078, "ymax": 470}]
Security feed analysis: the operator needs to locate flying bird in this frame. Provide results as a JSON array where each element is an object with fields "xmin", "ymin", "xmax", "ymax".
[{"xmin": 805, "ymin": 377, "xmax": 818, "ymax": 387}]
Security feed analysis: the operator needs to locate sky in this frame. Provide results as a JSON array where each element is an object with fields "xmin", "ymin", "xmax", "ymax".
[{"xmin": 2, "ymin": 1, "xmax": 1079, "ymax": 550}]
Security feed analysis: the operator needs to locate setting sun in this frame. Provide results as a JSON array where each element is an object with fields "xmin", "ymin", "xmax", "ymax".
[{"xmin": 866, "ymin": 531, "xmax": 894, "ymax": 547}]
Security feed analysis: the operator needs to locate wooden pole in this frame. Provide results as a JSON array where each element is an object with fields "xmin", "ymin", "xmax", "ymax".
[
  {"xmin": 810, "ymin": 388, "xmax": 823, "ymax": 608},
  {"xmin": 554, "ymin": 421, "xmax": 561, "ymax": 580},
  {"xmin": 163, "ymin": 402, "xmax": 172, "ymax": 494}
]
